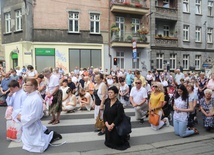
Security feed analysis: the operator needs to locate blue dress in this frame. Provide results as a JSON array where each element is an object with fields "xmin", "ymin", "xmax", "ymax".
[{"xmin": 200, "ymin": 98, "xmax": 214, "ymax": 128}]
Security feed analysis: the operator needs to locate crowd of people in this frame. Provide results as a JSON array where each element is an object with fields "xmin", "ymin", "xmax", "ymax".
[{"xmin": 1, "ymin": 64, "xmax": 214, "ymax": 152}]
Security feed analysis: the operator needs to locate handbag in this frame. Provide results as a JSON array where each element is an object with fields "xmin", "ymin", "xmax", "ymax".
[
  {"xmin": 6, "ymin": 120, "xmax": 22, "ymax": 142},
  {"xmin": 123, "ymin": 95, "xmax": 129, "ymax": 101},
  {"xmin": 95, "ymin": 111, "xmax": 105, "ymax": 129},
  {"xmin": 149, "ymin": 111, "xmax": 160, "ymax": 126},
  {"xmin": 116, "ymin": 114, "xmax": 132, "ymax": 136}
]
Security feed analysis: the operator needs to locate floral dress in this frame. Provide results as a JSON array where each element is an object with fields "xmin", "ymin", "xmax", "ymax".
[{"xmin": 200, "ymin": 98, "xmax": 214, "ymax": 128}]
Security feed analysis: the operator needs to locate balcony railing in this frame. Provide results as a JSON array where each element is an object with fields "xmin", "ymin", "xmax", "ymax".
[
  {"xmin": 110, "ymin": 0, "xmax": 149, "ymax": 15},
  {"xmin": 155, "ymin": 36, "xmax": 178, "ymax": 47},
  {"xmin": 155, "ymin": 6, "xmax": 177, "ymax": 20},
  {"xmin": 111, "ymin": 31, "xmax": 149, "ymax": 48}
]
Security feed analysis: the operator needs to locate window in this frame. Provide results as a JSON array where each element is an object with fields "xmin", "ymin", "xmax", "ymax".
[
  {"xmin": 90, "ymin": 13, "xmax": 100, "ymax": 34},
  {"xmin": 131, "ymin": 18, "xmax": 140, "ymax": 34},
  {"xmin": 196, "ymin": 0, "xmax": 201, "ymax": 15},
  {"xmin": 183, "ymin": 25, "xmax": 189, "ymax": 41},
  {"xmin": 195, "ymin": 26, "xmax": 201, "ymax": 42},
  {"xmin": 195, "ymin": 55, "xmax": 201, "ymax": 70},
  {"xmin": 183, "ymin": 0, "xmax": 189, "ymax": 12},
  {"xmin": 156, "ymin": 54, "xmax": 164, "ymax": 70},
  {"xmin": 163, "ymin": 0, "xmax": 169, "ymax": 8},
  {"xmin": 68, "ymin": 12, "xmax": 79, "ymax": 33},
  {"xmin": 116, "ymin": 52, "xmax": 124, "ymax": 69},
  {"xmin": 163, "ymin": 25, "xmax": 169, "ymax": 37},
  {"xmin": 15, "ymin": 10, "xmax": 22, "ymax": 31},
  {"xmin": 207, "ymin": 28, "xmax": 213, "ymax": 43},
  {"xmin": 155, "ymin": 0, "xmax": 158, "ymax": 6},
  {"xmin": 4, "ymin": 12, "xmax": 11, "ymax": 33},
  {"xmin": 69, "ymin": 49, "xmax": 101, "ymax": 69},
  {"xmin": 183, "ymin": 54, "xmax": 189, "ymax": 70},
  {"xmin": 116, "ymin": 16, "xmax": 125, "ymax": 41},
  {"xmin": 170, "ymin": 54, "xmax": 176, "ymax": 70},
  {"xmin": 208, "ymin": 1, "xmax": 213, "ymax": 16},
  {"xmin": 132, "ymin": 52, "xmax": 140, "ymax": 69}
]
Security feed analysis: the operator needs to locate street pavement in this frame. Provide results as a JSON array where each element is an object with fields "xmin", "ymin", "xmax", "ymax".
[{"xmin": 0, "ymin": 105, "xmax": 214, "ymax": 155}]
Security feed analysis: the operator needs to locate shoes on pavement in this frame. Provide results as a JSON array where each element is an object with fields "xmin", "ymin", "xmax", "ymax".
[
  {"xmin": 98, "ymin": 131, "xmax": 105, "ymax": 136},
  {"xmin": 139, "ymin": 118, "xmax": 144, "ymax": 124},
  {"xmin": 94, "ymin": 128, "xmax": 101, "ymax": 132},
  {"xmin": 164, "ymin": 117, "xmax": 170, "ymax": 127}
]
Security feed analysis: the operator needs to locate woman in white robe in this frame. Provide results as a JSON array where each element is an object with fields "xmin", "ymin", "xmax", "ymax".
[{"xmin": 17, "ymin": 78, "xmax": 53, "ymax": 153}]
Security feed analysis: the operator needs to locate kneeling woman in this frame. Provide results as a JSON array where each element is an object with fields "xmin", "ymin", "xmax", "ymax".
[
  {"xmin": 103, "ymin": 86, "xmax": 130, "ymax": 150},
  {"xmin": 173, "ymin": 85, "xmax": 199, "ymax": 137},
  {"xmin": 17, "ymin": 79, "xmax": 53, "ymax": 153}
]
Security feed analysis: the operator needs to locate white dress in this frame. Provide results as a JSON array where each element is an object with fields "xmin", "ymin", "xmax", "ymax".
[{"xmin": 20, "ymin": 91, "xmax": 53, "ymax": 153}]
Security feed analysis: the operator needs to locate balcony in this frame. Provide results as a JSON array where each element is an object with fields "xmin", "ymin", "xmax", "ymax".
[
  {"xmin": 110, "ymin": 0, "xmax": 149, "ymax": 15},
  {"xmin": 155, "ymin": 6, "xmax": 178, "ymax": 21},
  {"xmin": 155, "ymin": 36, "xmax": 178, "ymax": 47},
  {"xmin": 111, "ymin": 31, "xmax": 149, "ymax": 48}
]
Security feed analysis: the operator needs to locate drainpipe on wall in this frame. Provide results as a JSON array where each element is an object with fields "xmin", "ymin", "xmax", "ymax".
[{"xmin": 108, "ymin": 0, "xmax": 112, "ymax": 70}]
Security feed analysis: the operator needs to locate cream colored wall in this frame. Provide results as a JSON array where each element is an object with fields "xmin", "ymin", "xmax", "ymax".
[{"xmin": 4, "ymin": 42, "xmax": 104, "ymax": 73}]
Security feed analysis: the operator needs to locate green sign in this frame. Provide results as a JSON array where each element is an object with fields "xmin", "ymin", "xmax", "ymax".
[
  {"xmin": 11, "ymin": 53, "xmax": 18, "ymax": 59},
  {"xmin": 35, "ymin": 48, "xmax": 55, "ymax": 56}
]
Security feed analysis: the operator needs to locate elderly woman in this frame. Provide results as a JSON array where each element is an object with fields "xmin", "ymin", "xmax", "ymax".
[
  {"xmin": 199, "ymin": 89, "xmax": 214, "ymax": 131},
  {"xmin": 43, "ymin": 67, "xmax": 62, "ymax": 125},
  {"xmin": 207, "ymin": 73, "xmax": 214, "ymax": 97},
  {"xmin": 103, "ymin": 86, "xmax": 130, "ymax": 150},
  {"xmin": 149, "ymin": 82, "xmax": 169, "ymax": 130}
]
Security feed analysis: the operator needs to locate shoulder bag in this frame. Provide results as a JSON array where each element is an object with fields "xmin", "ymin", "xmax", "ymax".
[
  {"xmin": 149, "ymin": 111, "xmax": 160, "ymax": 126},
  {"xmin": 116, "ymin": 114, "xmax": 132, "ymax": 136},
  {"xmin": 95, "ymin": 110, "xmax": 105, "ymax": 129}
]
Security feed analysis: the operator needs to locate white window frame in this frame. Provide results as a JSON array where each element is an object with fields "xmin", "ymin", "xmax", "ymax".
[
  {"xmin": 156, "ymin": 54, "xmax": 164, "ymax": 70},
  {"xmin": 196, "ymin": 0, "xmax": 202, "ymax": 15},
  {"xmin": 131, "ymin": 18, "xmax": 140, "ymax": 34},
  {"xmin": 183, "ymin": 0, "xmax": 189, "ymax": 13},
  {"xmin": 15, "ymin": 9, "xmax": 22, "ymax": 31},
  {"xmin": 208, "ymin": 1, "xmax": 213, "ymax": 16},
  {"xmin": 68, "ymin": 11, "xmax": 79, "ymax": 33},
  {"xmin": 183, "ymin": 25, "xmax": 189, "ymax": 41},
  {"xmin": 195, "ymin": 55, "xmax": 201, "ymax": 70},
  {"xmin": 183, "ymin": 54, "xmax": 189, "ymax": 70},
  {"xmin": 163, "ymin": 0, "xmax": 169, "ymax": 8},
  {"xmin": 90, "ymin": 13, "xmax": 100, "ymax": 34},
  {"xmin": 195, "ymin": 26, "xmax": 201, "ymax": 42},
  {"xmin": 116, "ymin": 51, "xmax": 125, "ymax": 69},
  {"xmin": 170, "ymin": 54, "xmax": 176, "ymax": 70},
  {"xmin": 207, "ymin": 28, "xmax": 213, "ymax": 43},
  {"xmin": 4, "ymin": 12, "xmax": 11, "ymax": 33},
  {"xmin": 163, "ymin": 25, "xmax": 169, "ymax": 37}
]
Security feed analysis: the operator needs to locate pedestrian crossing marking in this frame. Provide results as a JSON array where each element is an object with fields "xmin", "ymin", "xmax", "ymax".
[{"xmin": 8, "ymin": 126, "xmax": 174, "ymax": 148}]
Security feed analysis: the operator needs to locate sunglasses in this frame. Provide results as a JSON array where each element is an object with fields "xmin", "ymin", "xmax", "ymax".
[
  {"xmin": 153, "ymin": 85, "xmax": 158, "ymax": 88},
  {"xmin": 135, "ymin": 82, "xmax": 141, "ymax": 84}
]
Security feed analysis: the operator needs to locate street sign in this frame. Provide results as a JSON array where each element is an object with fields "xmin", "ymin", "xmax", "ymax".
[{"xmin": 202, "ymin": 64, "xmax": 212, "ymax": 68}]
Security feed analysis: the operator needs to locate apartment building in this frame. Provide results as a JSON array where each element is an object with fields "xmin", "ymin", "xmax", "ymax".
[
  {"xmin": 110, "ymin": 0, "xmax": 150, "ymax": 73},
  {"xmin": 150, "ymin": 0, "xmax": 214, "ymax": 72},
  {"xmin": 1, "ymin": 0, "xmax": 110, "ymax": 72}
]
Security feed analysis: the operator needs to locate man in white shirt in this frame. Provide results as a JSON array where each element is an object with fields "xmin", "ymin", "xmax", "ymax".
[
  {"xmin": 130, "ymin": 79, "xmax": 148, "ymax": 123},
  {"xmin": 175, "ymin": 69, "xmax": 184, "ymax": 85}
]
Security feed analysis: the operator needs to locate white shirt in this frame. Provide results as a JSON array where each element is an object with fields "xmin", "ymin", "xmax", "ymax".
[
  {"xmin": 130, "ymin": 87, "xmax": 148, "ymax": 105},
  {"xmin": 46, "ymin": 74, "xmax": 60, "ymax": 94},
  {"xmin": 173, "ymin": 96, "xmax": 188, "ymax": 122}
]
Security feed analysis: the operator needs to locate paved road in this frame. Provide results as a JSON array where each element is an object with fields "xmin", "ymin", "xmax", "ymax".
[{"xmin": 0, "ymin": 105, "xmax": 213, "ymax": 155}]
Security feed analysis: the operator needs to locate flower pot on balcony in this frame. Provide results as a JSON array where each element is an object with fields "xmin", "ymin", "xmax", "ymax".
[{"xmin": 135, "ymin": 3, "xmax": 142, "ymax": 8}]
